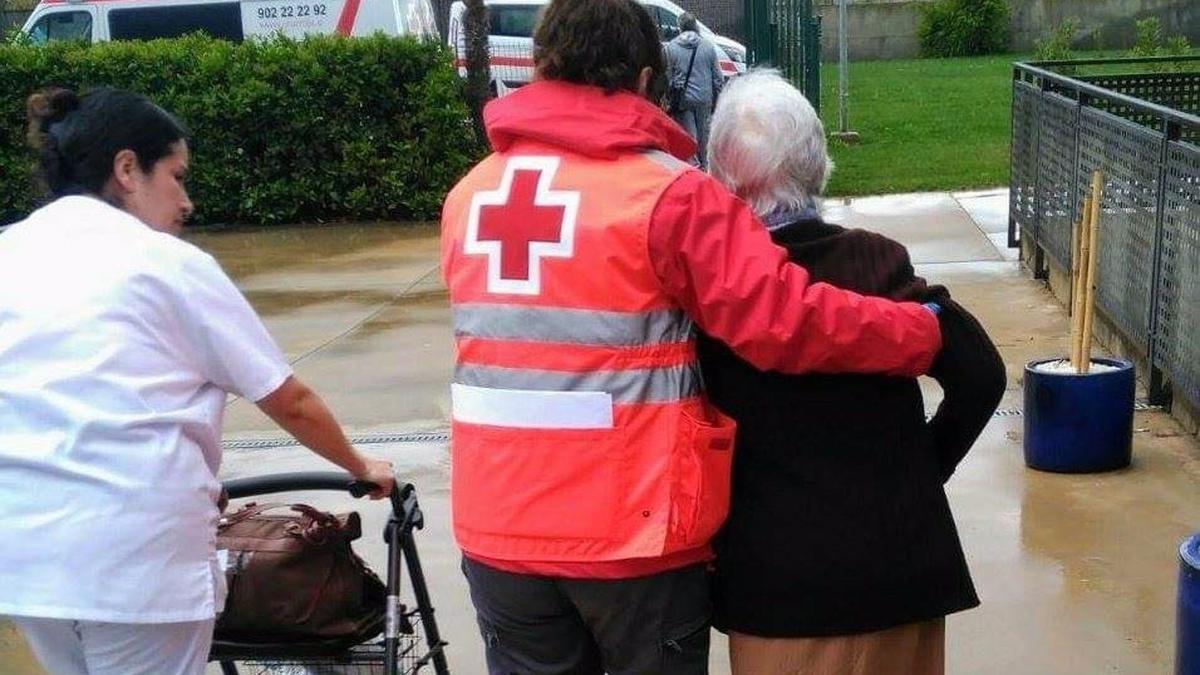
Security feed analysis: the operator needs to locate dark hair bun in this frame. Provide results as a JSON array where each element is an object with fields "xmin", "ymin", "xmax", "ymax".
[{"xmin": 26, "ymin": 87, "xmax": 81, "ymax": 149}]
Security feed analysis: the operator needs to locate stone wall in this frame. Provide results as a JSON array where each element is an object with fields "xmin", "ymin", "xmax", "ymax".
[
  {"xmin": 3, "ymin": 10, "xmax": 30, "ymax": 29},
  {"xmin": 1008, "ymin": 0, "xmax": 1199, "ymax": 54},
  {"xmin": 807, "ymin": 0, "xmax": 1200, "ymax": 61},
  {"xmin": 815, "ymin": 0, "xmax": 924, "ymax": 61}
]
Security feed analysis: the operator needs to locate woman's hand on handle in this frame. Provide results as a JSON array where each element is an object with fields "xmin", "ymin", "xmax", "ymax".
[{"xmin": 352, "ymin": 456, "xmax": 396, "ymax": 500}]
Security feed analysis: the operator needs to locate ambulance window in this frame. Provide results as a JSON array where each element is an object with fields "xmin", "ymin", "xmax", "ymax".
[
  {"xmin": 27, "ymin": 11, "xmax": 93, "ymax": 44},
  {"xmin": 653, "ymin": 6, "xmax": 681, "ymax": 41},
  {"xmin": 109, "ymin": 3, "xmax": 244, "ymax": 42},
  {"xmin": 488, "ymin": 5, "xmax": 539, "ymax": 38},
  {"xmin": 406, "ymin": 0, "xmax": 439, "ymax": 40}
]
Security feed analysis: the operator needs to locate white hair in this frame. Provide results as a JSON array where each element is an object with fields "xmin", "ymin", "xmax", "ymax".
[{"xmin": 708, "ymin": 69, "xmax": 832, "ymax": 217}]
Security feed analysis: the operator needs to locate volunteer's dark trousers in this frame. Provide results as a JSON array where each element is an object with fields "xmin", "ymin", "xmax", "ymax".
[{"xmin": 462, "ymin": 557, "xmax": 711, "ymax": 675}]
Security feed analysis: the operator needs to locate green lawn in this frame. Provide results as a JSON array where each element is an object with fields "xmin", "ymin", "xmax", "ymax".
[{"xmin": 818, "ymin": 54, "xmax": 1016, "ymax": 196}]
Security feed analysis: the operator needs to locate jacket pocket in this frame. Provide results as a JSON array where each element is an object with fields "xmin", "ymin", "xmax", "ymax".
[
  {"xmin": 668, "ymin": 404, "xmax": 736, "ymax": 551},
  {"xmin": 453, "ymin": 422, "xmax": 627, "ymax": 542}
]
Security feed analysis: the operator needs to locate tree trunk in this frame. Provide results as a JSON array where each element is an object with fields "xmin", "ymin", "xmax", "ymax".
[{"xmin": 463, "ymin": 0, "xmax": 491, "ymax": 146}]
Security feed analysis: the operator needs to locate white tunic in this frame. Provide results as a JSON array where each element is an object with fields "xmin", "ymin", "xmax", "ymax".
[{"xmin": 0, "ymin": 196, "xmax": 292, "ymax": 623}]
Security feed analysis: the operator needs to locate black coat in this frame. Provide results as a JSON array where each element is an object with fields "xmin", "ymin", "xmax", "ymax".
[{"xmin": 704, "ymin": 217, "xmax": 1006, "ymax": 637}]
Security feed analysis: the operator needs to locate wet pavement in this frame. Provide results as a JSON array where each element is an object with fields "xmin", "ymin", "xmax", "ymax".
[{"xmin": 4, "ymin": 189, "xmax": 1199, "ymax": 674}]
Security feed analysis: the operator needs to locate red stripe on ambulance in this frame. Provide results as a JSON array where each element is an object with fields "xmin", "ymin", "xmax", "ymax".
[
  {"xmin": 335, "ymin": 0, "xmax": 361, "ymax": 35},
  {"xmin": 453, "ymin": 56, "xmax": 536, "ymax": 68}
]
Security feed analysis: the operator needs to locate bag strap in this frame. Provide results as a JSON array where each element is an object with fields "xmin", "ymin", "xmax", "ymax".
[
  {"xmin": 219, "ymin": 502, "xmax": 339, "ymax": 529},
  {"xmin": 219, "ymin": 502, "xmax": 288, "ymax": 527},
  {"xmin": 680, "ymin": 39, "xmax": 699, "ymax": 98},
  {"xmin": 290, "ymin": 504, "xmax": 342, "ymax": 531}
]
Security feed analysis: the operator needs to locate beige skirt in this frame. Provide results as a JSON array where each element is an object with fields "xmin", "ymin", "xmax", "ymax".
[{"xmin": 728, "ymin": 618, "xmax": 945, "ymax": 675}]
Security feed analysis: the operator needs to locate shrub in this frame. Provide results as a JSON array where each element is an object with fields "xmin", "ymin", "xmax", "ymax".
[
  {"xmin": 1128, "ymin": 17, "xmax": 1193, "ymax": 58},
  {"xmin": 1129, "ymin": 17, "xmax": 1164, "ymax": 58},
  {"xmin": 1034, "ymin": 19, "xmax": 1078, "ymax": 63},
  {"xmin": 1126, "ymin": 17, "xmax": 1194, "ymax": 71},
  {"xmin": 918, "ymin": 0, "xmax": 1011, "ymax": 58},
  {"xmin": 1163, "ymin": 35, "xmax": 1193, "ymax": 58},
  {"xmin": 0, "ymin": 35, "xmax": 482, "ymax": 226}
]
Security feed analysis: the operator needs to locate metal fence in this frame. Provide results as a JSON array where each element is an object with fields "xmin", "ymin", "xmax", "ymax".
[
  {"xmin": 742, "ymin": 0, "xmax": 820, "ymax": 108},
  {"xmin": 1009, "ymin": 55, "xmax": 1200, "ymax": 410}
]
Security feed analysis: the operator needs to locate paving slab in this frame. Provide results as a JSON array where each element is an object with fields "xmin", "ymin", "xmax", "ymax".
[
  {"xmin": 823, "ymin": 192, "xmax": 1004, "ymax": 265},
  {"xmin": 953, "ymin": 189, "xmax": 1020, "ymax": 262},
  {"xmin": 953, "ymin": 189, "xmax": 1010, "ymax": 235},
  {"xmin": 221, "ymin": 292, "xmax": 455, "ymax": 434}
]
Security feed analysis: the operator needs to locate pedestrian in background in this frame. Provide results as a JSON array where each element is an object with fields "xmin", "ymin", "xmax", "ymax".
[
  {"xmin": 704, "ymin": 70, "xmax": 1006, "ymax": 675},
  {"xmin": 665, "ymin": 12, "xmax": 723, "ymax": 168},
  {"xmin": 440, "ymin": 0, "xmax": 944, "ymax": 672},
  {"xmin": 0, "ymin": 87, "xmax": 394, "ymax": 675}
]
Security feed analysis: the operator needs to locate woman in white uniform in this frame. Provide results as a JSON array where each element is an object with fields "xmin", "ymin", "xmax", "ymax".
[{"xmin": 0, "ymin": 87, "xmax": 396, "ymax": 675}]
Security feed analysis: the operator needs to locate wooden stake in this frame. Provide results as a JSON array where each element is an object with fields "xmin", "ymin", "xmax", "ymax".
[
  {"xmin": 1079, "ymin": 171, "xmax": 1104, "ymax": 374},
  {"xmin": 1069, "ymin": 198, "xmax": 1091, "ymax": 370}
]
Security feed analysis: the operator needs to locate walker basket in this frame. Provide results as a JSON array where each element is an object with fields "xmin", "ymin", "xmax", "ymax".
[{"xmin": 208, "ymin": 472, "xmax": 449, "ymax": 675}]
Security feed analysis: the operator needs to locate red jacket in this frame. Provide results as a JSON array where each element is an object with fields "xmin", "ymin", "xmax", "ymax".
[{"xmin": 452, "ymin": 81, "xmax": 941, "ymax": 579}]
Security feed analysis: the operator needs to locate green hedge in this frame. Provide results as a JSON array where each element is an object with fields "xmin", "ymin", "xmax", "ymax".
[
  {"xmin": 0, "ymin": 34, "xmax": 481, "ymax": 226},
  {"xmin": 918, "ymin": 0, "xmax": 1010, "ymax": 57}
]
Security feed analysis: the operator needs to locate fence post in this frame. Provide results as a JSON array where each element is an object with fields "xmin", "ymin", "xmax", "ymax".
[
  {"xmin": 1061, "ymin": 88, "xmax": 1086, "ymax": 292},
  {"xmin": 1146, "ymin": 115, "xmax": 1180, "ymax": 409},
  {"xmin": 1008, "ymin": 66, "xmax": 1022, "ymax": 250},
  {"xmin": 836, "ymin": 0, "xmax": 849, "ymax": 130},
  {"xmin": 1032, "ymin": 73, "xmax": 1049, "ymax": 280},
  {"xmin": 807, "ymin": 14, "xmax": 821, "ymax": 111}
]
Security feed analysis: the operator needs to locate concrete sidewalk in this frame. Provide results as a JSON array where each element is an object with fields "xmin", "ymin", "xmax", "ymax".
[{"xmin": 3, "ymin": 189, "xmax": 1197, "ymax": 674}]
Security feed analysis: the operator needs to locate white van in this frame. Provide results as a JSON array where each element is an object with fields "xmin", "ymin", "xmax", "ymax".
[
  {"xmin": 447, "ymin": 0, "xmax": 746, "ymax": 97},
  {"xmin": 21, "ymin": 0, "xmax": 439, "ymax": 44}
]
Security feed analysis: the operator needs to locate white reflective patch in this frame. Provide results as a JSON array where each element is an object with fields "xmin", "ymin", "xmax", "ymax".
[{"xmin": 451, "ymin": 383, "xmax": 613, "ymax": 429}]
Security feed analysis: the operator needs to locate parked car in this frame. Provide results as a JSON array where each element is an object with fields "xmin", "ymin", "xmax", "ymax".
[
  {"xmin": 21, "ymin": 0, "xmax": 439, "ymax": 44},
  {"xmin": 447, "ymin": 0, "xmax": 746, "ymax": 96}
]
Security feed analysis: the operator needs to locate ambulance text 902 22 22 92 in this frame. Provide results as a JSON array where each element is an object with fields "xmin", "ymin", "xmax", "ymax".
[{"xmin": 255, "ymin": 4, "xmax": 328, "ymax": 20}]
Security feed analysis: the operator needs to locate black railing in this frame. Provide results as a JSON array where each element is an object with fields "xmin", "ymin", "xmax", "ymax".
[{"xmin": 1009, "ymin": 56, "xmax": 1200, "ymax": 410}]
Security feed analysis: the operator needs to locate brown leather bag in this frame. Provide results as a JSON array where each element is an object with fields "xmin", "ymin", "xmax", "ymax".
[{"xmin": 215, "ymin": 502, "xmax": 386, "ymax": 642}]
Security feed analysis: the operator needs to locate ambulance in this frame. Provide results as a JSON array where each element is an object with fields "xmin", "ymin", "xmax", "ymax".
[
  {"xmin": 446, "ymin": 0, "xmax": 747, "ymax": 97},
  {"xmin": 21, "ymin": 0, "xmax": 439, "ymax": 44}
]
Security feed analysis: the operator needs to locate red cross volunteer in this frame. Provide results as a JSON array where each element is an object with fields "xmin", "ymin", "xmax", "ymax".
[{"xmin": 439, "ymin": 1, "xmax": 942, "ymax": 671}]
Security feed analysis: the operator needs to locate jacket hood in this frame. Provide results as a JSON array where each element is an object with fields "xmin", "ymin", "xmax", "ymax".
[
  {"xmin": 674, "ymin": 31, "xmax": 701, "ymax": 49},
  {"xmin": 483, "ymin": 80, "xmax": 697, "ymax": 161}
]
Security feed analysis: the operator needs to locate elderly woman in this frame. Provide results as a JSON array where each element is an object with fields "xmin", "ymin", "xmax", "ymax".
[{"xmin": 702, "ymin": 70, "xmax": 1006, "ymax": 675}]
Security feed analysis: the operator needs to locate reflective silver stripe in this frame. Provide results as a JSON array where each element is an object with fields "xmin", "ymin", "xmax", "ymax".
[
  {"xmin": 641, "ymin": 149, "xmax": 692, "ymax": 174},
  {"xmin": 454, "ymin": 363, "xmax": 701, "ymax": 404},
  {"xmin": 454, "ymin": 304, "xmax": 694, "ymax": 346}
]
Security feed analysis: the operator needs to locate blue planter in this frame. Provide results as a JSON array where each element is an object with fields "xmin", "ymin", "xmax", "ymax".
[
  {"xmin": 1180, "ymin": 533, "xmax": 1200, "ymax": 675},
  {"xmin": 1023, "ymin": 358, "xmax": 1135, "ymax": 473}
]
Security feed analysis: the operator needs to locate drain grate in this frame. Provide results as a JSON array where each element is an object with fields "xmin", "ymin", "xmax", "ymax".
[
  {"xmin": 223, "ymin": 431, "xmax": 450, "ymax": 451},
  {"xmin": 928, "ymin": 401, "xmax": 1159, "ymax": 420}
]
